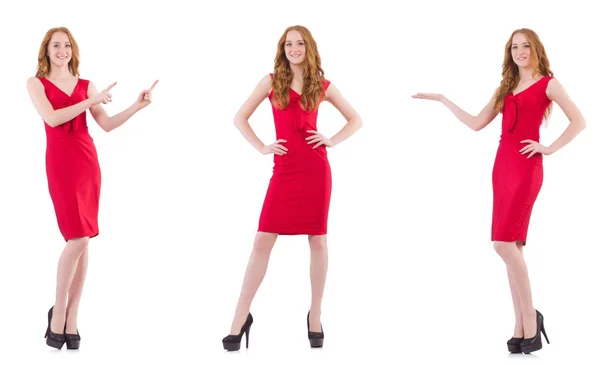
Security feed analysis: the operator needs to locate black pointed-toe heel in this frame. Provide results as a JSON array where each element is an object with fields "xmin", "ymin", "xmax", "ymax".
[
  {"xmin": 45, "ymin": 306, "xmax": 65, "ymax": 350},
  {"xmin": 507, "ymin": 337, "xmax": 523, "ymax": 353},
  {"xmin": 520, "ymin": 310, "xmax": 549, "ymax": 354},
  {"xmin": 222, "ymin": 313, "xmax": 253, "ymax": 351},
  {"xmin": 65, "ymin": 329, "xmax": 81, "ymax": 350},
  {"xmin": 307, "ymin": 311, "xmax": 324, "ymax": 348}
]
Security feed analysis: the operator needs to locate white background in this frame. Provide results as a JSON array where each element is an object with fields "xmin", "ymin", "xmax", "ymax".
[{"xmin": 0, "ymin": 0, "xmax": 598, "ymax": 365}]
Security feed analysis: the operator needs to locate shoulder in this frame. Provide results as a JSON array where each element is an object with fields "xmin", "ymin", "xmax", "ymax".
[
  {"xmin": 545, "ymin": 76, "xmax": 561, "ymax": 93},
  {"xmin": 321, "ymin": 78, "xmax": 331, "ymax": 90},
  {"xmin": 27, "ymin": 76, "xmax": 43, "ymax": 89}
]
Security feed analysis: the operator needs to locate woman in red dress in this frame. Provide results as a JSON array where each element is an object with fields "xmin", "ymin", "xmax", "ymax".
[
  {"xmin": 412, "ymin": 28, "xmax": 586, "ymax": 354},
  {"xmin": 26, "ymin": 27, "xmax": 158, "ymax": 350},
  {"xmin": 222, "ymin": 25, "xmax": 362, "ymax": 350}
]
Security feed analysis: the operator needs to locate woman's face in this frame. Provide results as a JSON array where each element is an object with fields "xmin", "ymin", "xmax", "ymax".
[
  {"xmin": 285, "ymin": 30, "xmax": 306, "ymax": 65},
  {"xmin": 47, "ymin": 32, "xmax": 72, "ymax": 68}
]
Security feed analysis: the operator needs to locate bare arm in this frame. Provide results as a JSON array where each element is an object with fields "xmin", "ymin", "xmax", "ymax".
[
  {"xmin": 233, "ymin": 74, "xmax": 273, "ymax": 152},
  {"xmin": 26, "ymin": 77, "xmax": 94, "ymax": 127},
  {"xmin": 412, "ymin": 92, "xmax": 498, "ymax": 131},
  {"xmin": 545, "ymin": 78, "xmax": 586, "ymax": 153},
  {"xmin": 88, "ymin": 80, "xmax": 157, "ymax": 133},
  {"xmin": 323, "ymin": 83, "xmax": 363, "ymax": 146}
]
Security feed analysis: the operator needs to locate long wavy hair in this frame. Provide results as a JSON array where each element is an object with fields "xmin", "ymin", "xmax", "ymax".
[
  {"xmin": 493, "ymin": 28, "xmax": 553, "ymax": 119},
  {"xmin": 36, "ymin": 27, "xmax": 80, "ymax": 78},
  {"xmin": 271, "ymin": 25, "xmax": 325, "ymax": 111}
]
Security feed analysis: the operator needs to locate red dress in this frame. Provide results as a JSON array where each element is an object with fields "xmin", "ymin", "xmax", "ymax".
[
  {"xmin": 491, "ymin": 76, "xmax": 553, "ymax": 244},
  {"xmin": 39, "ymin": 77, "xmax": 101, "ymax": 241},
  {"xmin": 258, "ymin": 76, "xmax": 332, "ymax": 235}
]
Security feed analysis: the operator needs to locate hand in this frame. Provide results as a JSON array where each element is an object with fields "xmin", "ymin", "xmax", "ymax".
[
  {"xmin": 260, "ymin": 139, "xmax": 288, "ymax": 155},
  {"xmin": 91, "ymin": 82, "xmax": 117, "ymax": 105},
  {"xmin": 135, "ymin": 80, "xmax": 159, "ymax": 111},
  {"xmin": 306, "ymin": 130, "xmax": 333, "ymax": 149},
  {"xmin": 520, "ymin": 140, "xmax": 554, "ymax": 158},
  {"xmin": 411, "ymin": 93, "xmax": 445, "ymax": 102}
]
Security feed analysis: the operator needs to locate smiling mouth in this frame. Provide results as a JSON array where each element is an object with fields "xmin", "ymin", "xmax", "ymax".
[{"xmin": 517, "ymin": 57, "xmax": 527, "ymax": 61}]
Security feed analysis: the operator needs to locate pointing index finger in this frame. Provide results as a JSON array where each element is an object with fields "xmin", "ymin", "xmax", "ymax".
[
  {"xmin": 149, "ymin": 80, "xmax": 159, "ymax": 91},
  {"xmin": 105, "ymin": 81, "xmax": 117, "ymax": 91}
]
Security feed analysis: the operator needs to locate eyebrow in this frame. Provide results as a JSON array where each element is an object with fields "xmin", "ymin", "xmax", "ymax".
[{"xmin": 512, "ymin": 42, "xmax": 530, "ymax": 45}]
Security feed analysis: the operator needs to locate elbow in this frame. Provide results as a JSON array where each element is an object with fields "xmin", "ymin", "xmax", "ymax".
[
  {"xmin": 233, "ymin": 114, "xmax": 247, "ymax": 129},
  {"xmin": 45, "ymin": 117, "xmax": 59, "ymax": 128}
]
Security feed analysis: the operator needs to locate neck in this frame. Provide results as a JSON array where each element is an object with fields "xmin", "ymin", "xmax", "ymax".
[
  {"xmin": 290, "ymin": 63, "xmax": 304, "ymax": 79},
  {"xmin": 48, "ymin": 64, "xmax": 72, "ymax": 80},
  {"xmin": 518, "ymin": 66, "xmax": 535, "ymax": 81}
]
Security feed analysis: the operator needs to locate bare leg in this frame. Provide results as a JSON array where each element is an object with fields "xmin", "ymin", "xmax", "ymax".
[
  {"xmin": 229, "ymin": 232, "xmax": 278, "ymax": 334},
  {"xmin": 65, "ymin": 245, "xmax": 89, "ymax": 334},
  {"xmin": 50, "ymin": 237, "xmax": 89, "ymax": 334},
  {"xmin": 494, "ymin": 241, "xmax": 536, "ymax": 338},
  {"xmin": 308, "ymin": 235, "xmax": 328, "ymax": 333}
]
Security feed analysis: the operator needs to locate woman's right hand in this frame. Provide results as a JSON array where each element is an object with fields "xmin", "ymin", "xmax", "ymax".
[
  {"xmin": 90, "ymin": 82, "xmax": 117, "ymax": 105},
  {"xmin": 411, "ymin": 93, "xmax": 445, "ymax": 102},
  {"xmin": 260, "ymin": 139, "xmax": 288, "ymax": 155}
]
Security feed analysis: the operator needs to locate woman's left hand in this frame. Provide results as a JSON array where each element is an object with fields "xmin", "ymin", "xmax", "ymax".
[
  {"xmin": 306, "ymin": 130, "xmax": 334, "ymax": 149},
  {"xmin": 520, "ymin": 139, "xmax": 554, "ymax": 158},
  {"xmin": 135, "ymin": 80, "xmax": 159, "ymax": 111}
]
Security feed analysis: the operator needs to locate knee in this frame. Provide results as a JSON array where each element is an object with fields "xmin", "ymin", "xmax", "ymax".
[
  {"xmin": 493, "ymin": 241, "xmax": 514, "ymax": 258},
  {"xmin": 253, "ymin": 233, "xmax": 276, "ymax": 253},
  {"xmin": 309, "ymin": 236, "xmax": 327, "ymax": 252},
  {"xmin": 67, "ymin": 237, "xmax": 89, "ymax": 254}
]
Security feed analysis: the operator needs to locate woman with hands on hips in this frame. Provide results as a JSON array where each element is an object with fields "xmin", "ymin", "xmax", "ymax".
[{"xmin": 222, "ymin": 25, "xmax": 362, "ymax": 351}]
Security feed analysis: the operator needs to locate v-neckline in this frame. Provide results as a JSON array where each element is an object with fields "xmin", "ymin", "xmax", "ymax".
[
  {"xmin": 290, "ymin": 87, "xmax": 302, "ymax": 96},
  {"xmin": 43, "ymin": 77, "xmax": 80, "ymax": 98},
  {"xmin": 512, "ymin": 76, "xmax": 546, "ymax": 97}
]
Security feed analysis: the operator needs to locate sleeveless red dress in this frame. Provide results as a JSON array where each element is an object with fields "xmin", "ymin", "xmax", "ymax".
[
  {"xmin": 258, "ymin": 76, "xmax": 332, "ymax": 235},
  {"xmin": 39, "ymin": 77, "xmax": 101, "ymax": 241},
  {"xmin": 491, "ymin": 76, "xmax": 553, "ymax": 244}
]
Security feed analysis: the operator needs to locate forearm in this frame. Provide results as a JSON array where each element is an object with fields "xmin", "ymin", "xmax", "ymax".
[
  {"xmin": 47, "ymin": 99, "xmax": 94, "ymax": 127},
  {"xmin": 440, "ymin": 97, "xmax": 479, "ymax": 131},
  {"xmin": 103, "ymin": 104, "xmax": 139, "ymax": 132},
  {"xmin": 234, "ymin": 118, "xmax": 266, "ymax": 152},
  {"xmin": 330, "ymin": 117, "xmax": 362, "ymax": 146},
  {"xmin": 549, "ymin": 119, "xmax": 586, "ymax": 153}
]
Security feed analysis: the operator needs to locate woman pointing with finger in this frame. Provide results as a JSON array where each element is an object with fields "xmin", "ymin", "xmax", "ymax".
[{"xmin": 26, "ymin": 26, "xmax": 158, "ymax": 350}]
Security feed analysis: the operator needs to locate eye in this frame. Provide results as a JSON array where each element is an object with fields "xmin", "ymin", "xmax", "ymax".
[
  {"xmin": 66, "ymin": 44, "xmax": 71, "ymax": 48},
  {"xmin": 299, "ymin": 42, "xmax": 304, "ymax": 46},
  {"xmin": 524, "ymin": 44, "xmax": 530, "ymax": 48},
  {"xmin": 512, "ymin": 45, "xmax": 517, "ymax": 50}
]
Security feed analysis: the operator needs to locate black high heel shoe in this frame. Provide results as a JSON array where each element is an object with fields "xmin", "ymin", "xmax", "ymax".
[
  {"xmin": 307, "ymin": 311, "xmax": 324, "ymax": 348},
  {"xmin": 520, "ymin": 310, "xmax": 549, "ymax": 354},
  {"xmin": 222, "ymin": 313, "xmax": 253, "ymax": 351},
  {"xmin": 507, "ymin": 337, "xmax": 523, "ymax": 353},
  {"xmin": 45, "ymin": 306, "xmax": 65, "ymax": 350},
  {"xmin": 64, "ymin": 327, "xmax": 81, "ymax": 350}
]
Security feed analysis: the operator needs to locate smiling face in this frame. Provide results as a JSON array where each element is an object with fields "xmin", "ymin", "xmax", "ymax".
[
  {"xmin": 285, "ymin": 30, "xmax": 306, "ymax": 65},
  {"xmin": 511, "ymin": 32, "xmax": 531, "ymax": 69},
  {"xmin": 47, "ymin": 31, "xmax": 72, "ymax": 68}
]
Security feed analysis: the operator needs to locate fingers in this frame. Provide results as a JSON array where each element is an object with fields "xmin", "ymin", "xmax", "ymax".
[
  {"xmin": 105, "ymin": 81, "xmax": 117, "ymax": 91},
  {"xmin": 149, "ymin": 80, "xmax": 159, "ymax": 91},
  {"xmin": 276, "ymin": 139, "xmax": 288, "ymax": 143},
  {"xmin": 527, "ymin": 150, "xmax": 537, "ymax": 159},
  {"xmin": 306, "ymin": 135, "xmax": 321, "ymax": 144},
  {"xmin": 274, "ymin": 143, "xmax": 288, "ymax": 151},
  {"xmin": 520, "ymin": 146, "xmax": 533, "ymax": 154},
  {"xmin": 313, "ymin": 141, "xmax": 324, "ymax": 149}
]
